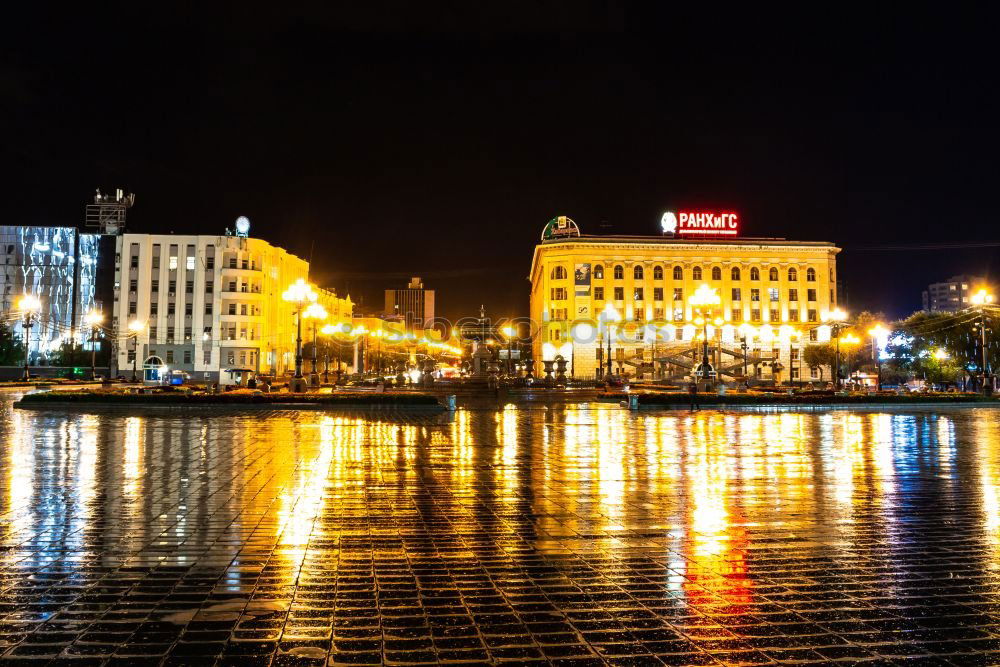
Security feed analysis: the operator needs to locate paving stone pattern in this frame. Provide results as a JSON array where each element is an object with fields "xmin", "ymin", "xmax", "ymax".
[{"xmin": 2, "ymin": 401, "xmax": 1000, "ymax": 665}]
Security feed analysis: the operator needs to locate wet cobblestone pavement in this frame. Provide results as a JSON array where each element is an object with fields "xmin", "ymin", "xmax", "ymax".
[{"xmin": 3, "ymin": 399, "xmax": 1000, "ymax": 665}]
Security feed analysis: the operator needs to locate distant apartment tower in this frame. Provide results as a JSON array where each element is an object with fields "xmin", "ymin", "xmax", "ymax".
[
  {"xmin": 922, "ymin": 275, "xmax": 986, "ymax": 312},
  {"xmin": 385, "ymin": 276, "xmax": 434, "ymax": 330}
]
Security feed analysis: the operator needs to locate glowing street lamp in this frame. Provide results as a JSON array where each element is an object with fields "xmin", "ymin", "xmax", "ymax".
[
  {"xmin": 303, "ymin": 302, "xmax": 328, "ymax": 384},
  {"xmin": 84, "ymin": 310, "xmax": 104, "ymax": 381},
  {"xmin": 282, "ymin": 279, "xmax": 317, "ymax": 389},
  {"xmin": 841, "ymin": 332, "xmax": 861, "ymax": 387},
  {"xmin": 501, "ymin": 325, "xmax": 517, "ymax": 376},
  {"xmin": 823, "ymin": 307, "xmax": 849, "ymax": 390},
  {"xmin": 971, "ymin": 287, "xmax": 995, "ymax": 393},
  {"xmin": 689, "ymin": 284, "xmax": 722, "ymax": 382},
  {"xmin": 17, "ymin": 295, "xmax": 41, "ymax": 381},
  {"xmin": 868, "ymin": 323, "xmax": 887, "ymax": 390},
  {"xmin": 127, "ymin": 319, "xmax": 146, "ymax": 382},
  {"xmin": 600, "ymin": 303, "xmax": 621, "ymax": 380}
]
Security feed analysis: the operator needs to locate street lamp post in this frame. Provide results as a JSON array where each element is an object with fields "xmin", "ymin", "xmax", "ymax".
[
  {"xmin": 303, "ymin": 303, "xmax": 328, "ymax": 386},
  {"xmin": 17, "ymin": 295, "xmax": 41, "ymax": 382},
  {"xmin": 84, "ymin": 311, "xmax": 103, "ymax": 381},
  {"xmin": 502, "ymin": 326, "xmax": 515, "ymax": 376},
  {"xmin": 868, "ymin": 324, "xmax": 886, "ymax": 391},
  {"xmin": 689, "ymin": 284, "xmax": 722, "ymax": 386},
  {"xmin": 824, "ymin": 308, "xmax": 848, "ymax": 390},
  {"xmin": 971, "ymin": 288, "xmax": 995, "ymax": 393},
  {"xmin": 841, "ymin": 333, "xmax": 861, "ymax": 388},
  {"xmin": 601, "ymin": 304, "xmax": 621, "ymax": 380},
  {"xmin": 282, "ymin": 279, "xmax": 318, "ymax": 392},
  {"xmin": 127, "ymin": 319, "xmax": 146, "ymax": 382},
  {"xmin": 320, "ymin": 323, "xmax": 338, "ymax": 384}
]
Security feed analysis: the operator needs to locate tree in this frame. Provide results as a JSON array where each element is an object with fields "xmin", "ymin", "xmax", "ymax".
[
  {"xmin": 803, "ymin": 343, "xmax": 835, "ymax": 381},
  {"xmin": 0, "ymin": 321, "xmax": 24, "ymax": 365}
]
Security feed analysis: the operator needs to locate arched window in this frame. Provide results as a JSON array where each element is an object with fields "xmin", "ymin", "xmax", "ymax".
[
  {"xmin": 673, "ymin": 266, "xmax": 683, "ymax": 280},
  {"xmin": 806, "ymin": 267, "xmax": 816, "ymax": 282},
  {"xmin": 711, "ymin": 266, "xmax": 722, "ymax": 281},
  {"xmin": 731, "ymin": 267, "xmax": 741, "ymax": 281},
  {"xmin": 768, "ymin": 267, "xmax": 779, "ymax": 281},
  {"xmin": 594, "ymin": 265, "xmax": 604, "ymax": 279},
  {"xmin": 750, "ymin": 267, "xmax": 760, "ymax": 281},
  {"xmin": 653, "ymin": 265, "xmax": 663, "ymax": 280},
  {"xmin": 788, "ymin": 267, "xmax": 798, "ymax": 282},
  {"xmin": 692, "ymin": 266, "xmax": 702, "ymax": 281},
  {"xmin": 551, "ymin": 266, "xmax": 567, "ymax": 280},
  {"xmin": 633, "ymin": 265, "xmax": 644, "ymax": 280},
  {"xmin": 614, "ymin": 265, "xmax": 624, "ymax": 280}
]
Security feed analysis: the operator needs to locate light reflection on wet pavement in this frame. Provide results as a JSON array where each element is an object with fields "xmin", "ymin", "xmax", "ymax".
[{"xmin": 2, "ymin": 397, "xmax": 1000, "ymax": 665}]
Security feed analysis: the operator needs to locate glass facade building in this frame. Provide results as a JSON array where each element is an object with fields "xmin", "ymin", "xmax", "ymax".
[{"xmin": 0, "ymin": 226, "xmax": 104, "ymax": 363}]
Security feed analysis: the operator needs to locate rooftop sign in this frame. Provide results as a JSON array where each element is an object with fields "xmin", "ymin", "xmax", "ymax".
[{"xmin": 662, "ymin": 210, "xmax": 740, "ymax": 237}]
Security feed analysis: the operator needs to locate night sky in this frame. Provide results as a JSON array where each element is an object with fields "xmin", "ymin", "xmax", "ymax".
[{"xmin": 3, "ymin": 4, "xmax": 998, "ymax": 322}]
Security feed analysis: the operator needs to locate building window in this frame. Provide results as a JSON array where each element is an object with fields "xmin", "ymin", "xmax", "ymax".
[
  {"xmin": 151, "ymin": 279, "xmax": 159, "ymax": 291},
  {"xmin": 128, "ymin": 302, "xmax": 136, "ymax": 316},
  {"xmin": 594, "ymin": 286, "xmax": 604, "ymax": 300},
  {"xmin": 653, "ymin": 287, "xmax": 663, "ymax": 301},
  {"xmin": 240, "ymin": 304, "xmax": 248, "ymax": 315},
  {"xmin": 806, "ymin": 267, "xmax": 816, "ymax": 281},
  {"xmin": 593, "ymin": 265, "xmax": 604, "ymax": 279},
  {"xmin": 614, "ymin": 287, "xmax": 624, "ymax": 300},
  {"xmin": 654, "ymin": 307, "xmax": 664, "ymax": 319},
  {"xmin": 769, "ymin": 309, "xmax": 779, "ymax": 322},
  {"xmin": 731, "ymin": 267, "xmax": 741, "ymax": 281},
  {"xmin": 169, "ymin": 256, "xmax": 178, "ymax": 270},
  {"xmin": 673, "ymin": 266, "xmax": 683, "ymax": 280},
  {"xmin": 711, "ymin": 266, "xmax": 722, "ymax": 281},
  {"xmin": 653, "ymin": 265, "xmax": 663, "ymax": 280},
  {"xmin": 789, "ymin": 289, "xmax": 798, "ymax": 301},
  {"xmin": 550, "ymin": 287, "xmax": 567, "ymax": 300},
  {"xmin": 634, "ymin": 288, "xmax": 644, "ymax": 301},
  {"xmin": 634, "ymin": 307, "xmax": 644, "ymax": 321},
  {"xmin": 809, "ymin": 329, "xmax": 818, "ymax": 342},
  {"xmin": 205, "ymin": 281, "xmax": 213, "ymax": 293},
  {"xmin": 751, "ymin": 309, "xmax": 761, "ymax": 322},
  {"xmin": 183, "ymin": 350, "xmax": 192, "ymax": 364},
  {"xmin": 167, "ymin": 303, "xmax": 175, "ymax": 315},
  {"xmin": 130, "ymin": 255, "xmax": 139, "ymax": 268},
  {"xmin": 614, "ymin": 265, "xmax": 624, "ymax": 280},
  {"xmin": 810, "ymin": 366, "xmax": 819, "ymax": 379},
  {"xmin": 633, "ymin": 265, "xmax": 644, "ymax": 280},
  {"xmin": 169, "ymin": 280, "xmax": 176, "ymax": 292},
  {"xmin": 550, "ymin": 266, "xmax": 567, "ymax": 280},
  {"xmin": 206, "ymin": 256, "xmax": 214, "ymax": 270},
  {"xmin": 152, "ymin": 254, "xmax": 160, "ymax": 270},
  {"xmin": 127, "ymin": 350, "xmax": 135, "ymax": 363},
  {"xmin": 167, "ymin": 327, "xmax": 175, "ymax": 340},
  {"xmin": 673, "ymin": 308, "xmax": 684, "ymax": 322},
  {"xmin": 228, "ymin": 303, "xmax": 237, "ymax": 315},
  {"xmin": 731, "ymin": 309, "xmax": 742, "ymax": 322},
  {"xmin": 150, "ymin": 303, "xmax": 158, "ymax": 315},
  {"xmin": 673, "ymin": 288, "xmax": 683, "ymax": 301},
  {"xmin": 731, "ymin": 288, "xmax": 741, "ymax": 301},
  {"xmin": 204, "ymin": 349, "xmax": 212, "ymax": 364},
  {"xmin": 788, "ymin": 267, "xmax": 798, "ymax": 281},
  {"xmin": 807, "ymin": 309, "xmax": 818, "ymax": 322},
  {"xmin": 166, "ymin": 350, "xmax": 174, "ymax": 363},
  {"xmin": 149, "ymin": 326, "xmax": 157, "ymax": 339},
  {"xmin": 769, "ymin": 267, "xmax": 779, "ymax": 281},
  {"xmin": 185, "ymin": 303, "xmax": 193, "ymax": 316},
  {"xmin": 186, "ymin": 280, "xmax": 193, "ymax": 293},
  {"xmin": 675, "ymin": 327, "xmax": 684, "ymax": 340},
  {"xmin": 807, "ymin": 288, "xmax": 817, "ymax": 302},
  {"xmin": 750, "ymin": 267, "xmax": 760, "ymax": 281},
  {"xmin": 184, "ymin": 327, "xmax": 192, "ymax": 341},
  {"xmin": 789, "ymin": 309, "xmax": 799, "ymax": 322},
  {"xmin": 768, "ymin": 287, "xmax": 779, "ymax": 301},
  {"xmin": 186, "ymin": 256, "xmax": 195, "ymax": 271},
  {"xmin": 692, "ymin": 266, "xmax": 702, "ymax": 280},
  {"xmin": 129, "ymin": 279, "xmax": 137, "ymax": 291},
  {"xmin": 205, "ymin": 303, "xmax": 213, "ymax": 315},
  {"xmin": 550, "ymin": 328, "xmax": 561, "ymax": 341},
  {"xmin": 227, "ymin": 351, "xmax": 235, "ymax": 365},
  {"xmin": 750, "ymin": 288, "xmax": 760, "ymax": 302}
]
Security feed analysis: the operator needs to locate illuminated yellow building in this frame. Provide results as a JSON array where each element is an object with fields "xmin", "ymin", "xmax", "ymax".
[{"xmin": 528, "ymin": 216, "xmax": 842, "ymax": 382}]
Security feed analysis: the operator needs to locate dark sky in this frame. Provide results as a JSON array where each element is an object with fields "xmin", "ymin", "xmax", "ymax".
[{"xmin": 3, "ymin": 3, "xmax": 998, "ymax": 321}]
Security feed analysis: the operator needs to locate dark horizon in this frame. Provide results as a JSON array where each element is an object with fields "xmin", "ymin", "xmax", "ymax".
[{"xmin": 4, "ymin": 4, "xmax": 998, "ymax": 321}]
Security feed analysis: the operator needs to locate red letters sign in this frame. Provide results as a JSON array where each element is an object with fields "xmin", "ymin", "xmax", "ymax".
[{"xmin": 677, "ymin": 211, "xmax": 739, "ymax": 236}]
